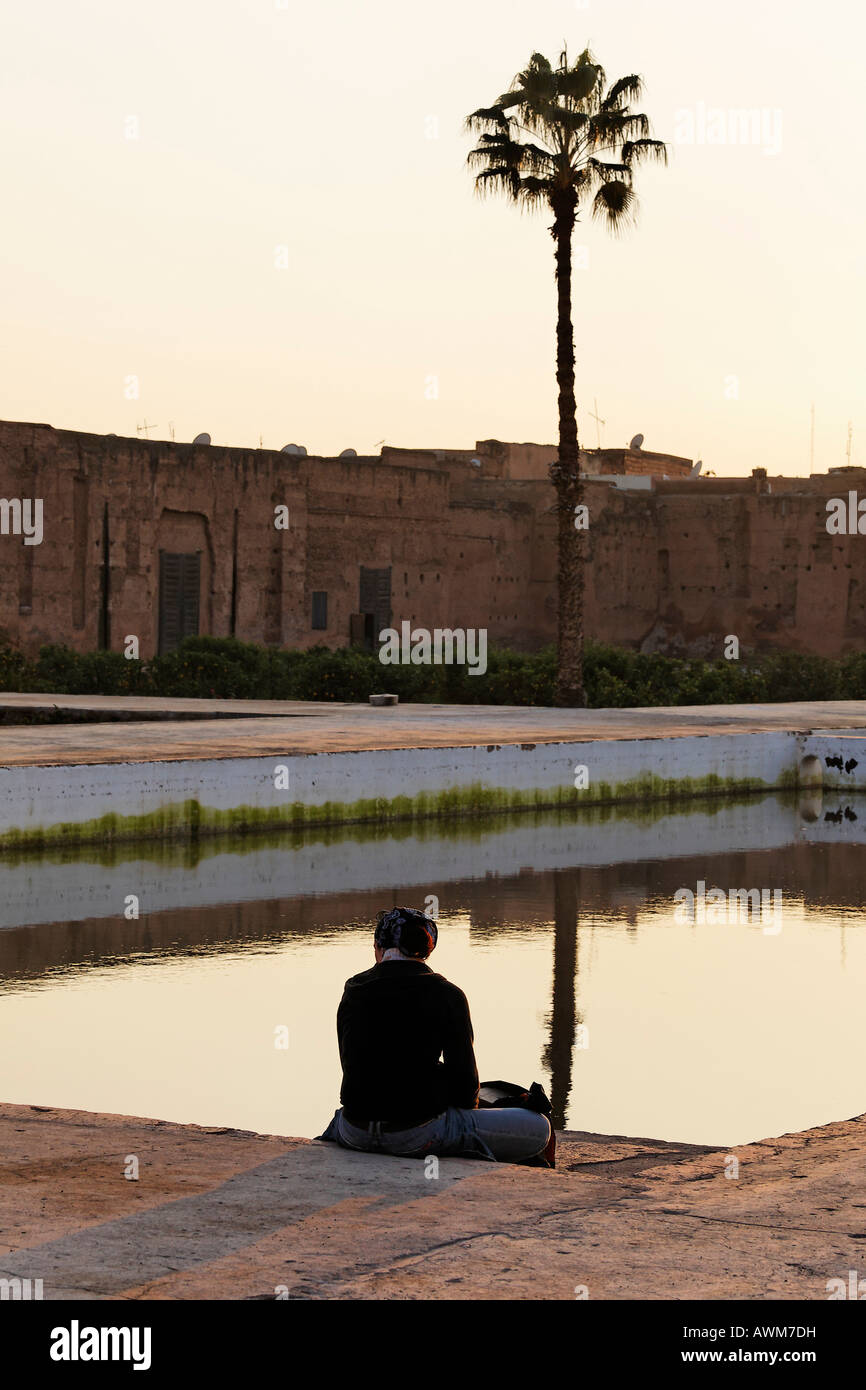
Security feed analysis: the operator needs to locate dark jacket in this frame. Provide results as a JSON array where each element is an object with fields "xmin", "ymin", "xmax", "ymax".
[{"xmin": 337, "ymin": 959, "xmax": 479, "ymax": 1124}]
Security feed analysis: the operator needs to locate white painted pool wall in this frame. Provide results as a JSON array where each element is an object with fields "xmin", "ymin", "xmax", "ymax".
[{"xmin": 0, "ymin": 730, "xmax": 818, "ymax": 840}]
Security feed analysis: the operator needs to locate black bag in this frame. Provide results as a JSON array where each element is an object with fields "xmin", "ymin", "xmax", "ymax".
[{"xmin": 478, "ymin": 1079, "xmax": 555, "ymax": 1167}]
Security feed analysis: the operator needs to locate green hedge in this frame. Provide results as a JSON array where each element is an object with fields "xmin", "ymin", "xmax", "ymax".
[{"xmin": 1, "ymin": 635, "xmax": 866, "ymax": 707}]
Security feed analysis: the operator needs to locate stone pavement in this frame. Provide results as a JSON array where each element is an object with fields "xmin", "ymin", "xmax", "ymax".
[
  {"xmin": 0, "ymin": 696, "xmax": 864, "ymax": 767},
  {"xmin": 1, "ymin": 1103, "xmax": 863, "ymax": 1300}
]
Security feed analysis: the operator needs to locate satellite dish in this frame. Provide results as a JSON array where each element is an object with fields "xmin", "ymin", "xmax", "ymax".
[
  {"xmin": 338, "ymin": 448, "xmax": 357, "ymax": 458},
  {"xmin": 280, "ymin": 443, "xmax": 307, "ymax": 456},
  {"xmin": 470, "ymin": 457, "xmax": 482, "ymax": 468},
  {"xmin": 192, "ymin": 432, "xmax": 211, "ymax": 446},
  {"xmin": 629, "ymin": 433, "xmax": 644, "ymax": 451},
  {"xmin": 690, "ymin": 459, "xmax": 703, "ymax": 477}
]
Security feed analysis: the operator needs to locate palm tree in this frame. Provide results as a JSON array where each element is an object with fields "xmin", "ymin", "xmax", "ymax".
[{"xmin": 466, "ymin": 48, "xmax": 667, "ymax": 706}]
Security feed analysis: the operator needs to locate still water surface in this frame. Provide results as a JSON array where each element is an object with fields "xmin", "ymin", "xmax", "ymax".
[{"xmin": 1, "ymin": 793, "xmax": 864, "ymax": 1146}]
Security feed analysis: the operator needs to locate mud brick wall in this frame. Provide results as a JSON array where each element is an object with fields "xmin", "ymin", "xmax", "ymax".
[
  {"xmin": 583, "ymin": 471, "xmax": 866, "ymax": 657},
  {"xmin": 0, "ymin": 421, "xmax": 554, "ymax": 658},
  {"xmin": 0, "ymin": 417, "xmax": 862, "ymax": 660}
]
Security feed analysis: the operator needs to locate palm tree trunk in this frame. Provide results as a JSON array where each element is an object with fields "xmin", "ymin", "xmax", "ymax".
[{"xmin": 550, "ymin": 189, "xmax": 585, "ymax": 708}]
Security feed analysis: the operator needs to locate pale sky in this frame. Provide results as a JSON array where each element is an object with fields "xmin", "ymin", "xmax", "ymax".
[{"xmin": 1, "ymin": 0, "xmax": 862, "ymax": 475}]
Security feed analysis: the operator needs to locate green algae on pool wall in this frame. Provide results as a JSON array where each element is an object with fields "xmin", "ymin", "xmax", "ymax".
[
  {"xmin": 0, "ymin": 790, "xmax": 804, "ymax": 872},
  {"xmin": 0, "ymin": 770, "xmax": 786, "ymax": 852}
]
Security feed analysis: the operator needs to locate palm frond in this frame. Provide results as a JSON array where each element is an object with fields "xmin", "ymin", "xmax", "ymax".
[
  {"xmin": 589, "ymin": 157, "xmax": 631, "ymax": 177},
  {"xmin": 467, "ymin": 132, "xmax": 554, "ymax": 177},
  {"xmin": 465, "ymin": 104, "xmax": 507, "ymax": 124},
  {"xmin": 494, "ymin": 91, "xmax": 530, "ymax": 113},
  {"xmin": 588, "ymin": 109, "xmax": 649, "ymax": 147},
  {"xmin": 602, "ymin": 74, "xmax": 644, "ymax": 111},
  {"xmin": 525, "ymin": 51, "xmax": 554, "ymax": 74},
  {"xmin": 516, "ymin": 141, "xmax": 557, "ymax": 172},
  {"xmin": 464, "ymin": 103, "xmax": 510, "ymax": 135},
  {"xmin": 614, "ymin": 113, "xmax": 652, "ymax": 142},
  {"xmin": 557, "ymin": 53, "xmax": 605, "ymax": 105},
  {"xmin": 591, "ymin": 179, "xmax": 638, "ymax": 233},
  {"xmin": 510, "ymin": 53, "xmax": 559, "ymax": 114},
  {"xmin": 621, "ymin": 137, "xmax": 669, "ymax": 167},
  {"xmin": 517, "ymin": 175, "xmax": 554, "ymax": 207},
  {"xmin": 471, "ymin": 165, "xmax": 522, "ymax": 200},
  {"xmin": 539, "ymin": 105, "xmax": 590, "ymax": 133}
]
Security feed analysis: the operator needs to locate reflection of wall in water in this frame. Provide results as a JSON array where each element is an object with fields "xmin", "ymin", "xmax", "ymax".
[{"xmin": 4, "ymin": 841, "xmax": 863, "ymax": 985}]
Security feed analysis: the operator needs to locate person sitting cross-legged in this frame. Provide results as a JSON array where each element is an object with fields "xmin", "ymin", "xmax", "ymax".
[{"xmin": 318, "ymin": 906, "xmax": 553, "ymax": 1164}]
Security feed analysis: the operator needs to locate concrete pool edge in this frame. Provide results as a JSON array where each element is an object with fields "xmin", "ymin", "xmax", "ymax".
[
  {"xmin": 1, "ymin": 1100, "xmax": 863, "ymax": 1300},
  {"xmin": 3, "ymin": 717, "xmax": 866, "ymax": 849}
]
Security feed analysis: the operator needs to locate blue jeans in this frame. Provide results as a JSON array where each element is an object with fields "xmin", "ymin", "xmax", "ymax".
[{"xmin": 319, "ymin": 1105, "xmax": 551, "ymax": 1163}]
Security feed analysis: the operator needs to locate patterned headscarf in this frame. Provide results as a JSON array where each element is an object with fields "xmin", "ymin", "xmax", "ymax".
[{"xmin": 374, "ymin": 906, "xmax": 438, "ymax": 959}]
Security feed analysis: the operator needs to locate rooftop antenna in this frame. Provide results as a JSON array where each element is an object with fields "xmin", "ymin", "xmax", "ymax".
[
  {"xmin": 810, "ymin": 402, "xmax": 815, "ymax": 470},
  {"xmin": 846, "ymin": 421, "xmax": 853, "ymax": 466},
  {"xmin": 588, "ymin": 399, "xmax": 606, "ymax": 449},
  {"xmin": 136, "ymin": 420, "xmax": 175, "ymax": 440}
]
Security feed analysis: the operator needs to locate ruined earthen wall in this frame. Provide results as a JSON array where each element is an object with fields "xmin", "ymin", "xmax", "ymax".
[
  {"xmin": 582, "ymin": 475, "xmax": 866, "ymax": 657},
  {"xmin": 1, "ymin": 418, "xmax": 863, "ymax": 662}
]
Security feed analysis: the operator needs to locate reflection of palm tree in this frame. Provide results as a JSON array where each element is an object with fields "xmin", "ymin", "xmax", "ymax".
[{"xmin": 542, "ymin": 868, "xmax": 584, "ymax": 1128}]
